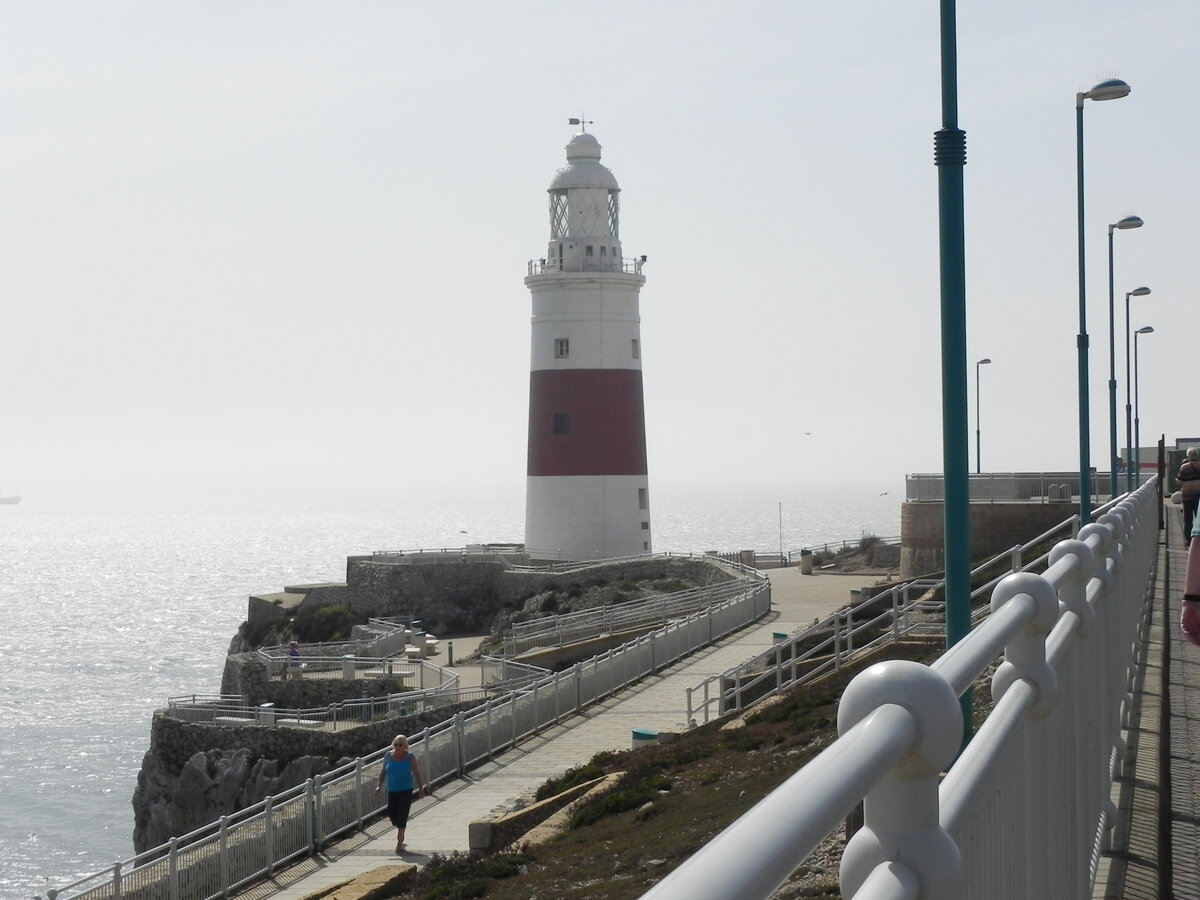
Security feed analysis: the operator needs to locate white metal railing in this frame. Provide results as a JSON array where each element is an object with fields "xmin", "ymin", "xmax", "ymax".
[
  {"xmin": 906, "ymin": 471, "xmax": 1152, "ymax": 502},
  {"xmin": 503, "ymin": 573, "xmax": 764, "ymax": 656},
  {"xmin": 526, "ymin": 256, "xmax": 645, "ymax": 276},
  {"xmin": 687, "ymin": 513, "xmax": 1090, "ymax": 724},
  {"xmin": 643, "ymin": 480, "xmax": 1158, "ymax": 900},
  {"xmin": 48, "ymin": 570, "xmax": 771, "ymax": 900},
  {"xmin": 165, "ymin": 663, "xmax": 461, "ymax": 730}
]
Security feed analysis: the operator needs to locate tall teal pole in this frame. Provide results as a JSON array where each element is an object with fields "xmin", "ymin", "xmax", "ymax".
[{"xmin": 935, "ymin": 0, "xmax": 971, "ymax": 740}]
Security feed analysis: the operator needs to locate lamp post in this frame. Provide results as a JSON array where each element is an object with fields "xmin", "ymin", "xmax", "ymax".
[
  {"xmin": 975, "ymin": 358, "xmax": 991, "ymax": 474},
  {"xmin": 1134, "ymin": 325, "xmax": 1154, "ymax": 487},
  {"xmin": 1125, "ymin": 286, "xmax": 1151, "ymax": 492},
  {"xmin": 1107, "ymin": 215, "xmax": 1144, "ymax": 498},
  {"xmin": 1076, "ymin": 77, "xmax": 1132, "ymax": 523}
]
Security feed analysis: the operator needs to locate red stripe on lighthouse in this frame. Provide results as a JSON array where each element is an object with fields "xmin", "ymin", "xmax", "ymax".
[{"xmin": 527, "ymin": 369, "xmax": 647, "ymax": 476}]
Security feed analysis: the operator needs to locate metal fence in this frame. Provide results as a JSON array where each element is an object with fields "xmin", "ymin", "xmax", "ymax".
[
  {"xmin": 687, "ymin": 513, "xmax": 1089, "ymax": 725},
  {"xmin": 48, "ymin": 570, "xmax": 771, "ymax": 900},
  {"xmin": 503, "ymin": 571, "xmax": 765, "ymax": 656},
  {"xmin": 907, "ymin": 471, "xmax": 1118, "ymax": 502},
  {"xmin": 642, "ymin": 479, "xmax": 1159, "ymax": 900}
]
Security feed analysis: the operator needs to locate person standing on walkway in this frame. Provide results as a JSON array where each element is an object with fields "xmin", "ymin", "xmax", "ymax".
[
  {"xmin": 1181, "ymin": 508, "xmax": 1200, "ymax": 645},
  {"xmin": 287, "ymin": 641, "xmax": 302, "ymax": 679},
  {"xmin": 375, "ymin": 734, "xmax": 428, "ymax": 853},
  {"xmin": 1179, "ymin": 448, "xmax": 1200, "ymax": 542}
]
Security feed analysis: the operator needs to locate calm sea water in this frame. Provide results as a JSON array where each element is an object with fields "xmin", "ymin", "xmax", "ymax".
[{"xmin": 0, "ymin": 483, "xmax": 897, "ymax": 898}]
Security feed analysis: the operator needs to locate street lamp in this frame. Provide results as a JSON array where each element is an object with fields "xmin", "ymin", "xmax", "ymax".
[
  {"xmin": 1125, "ymin": 286, "xmax": 1151, "ymax": 492},
  {"xmin": 975, "ymin": 358, "xmax": 991, "ymax": 474},
  {"xmin": 1076, "ymin": 77, "xmax": 1132, "ymax": 523},
  {"xmin": 1134, "ymin": 325, "xmax": 1154, "ymax": 488},
  {"xmin": 1107, "ymin": 215, "xmax": 1144, "ymax": 498}
]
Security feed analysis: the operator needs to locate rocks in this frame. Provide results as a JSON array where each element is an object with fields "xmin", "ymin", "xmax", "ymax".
[{"xmin": 134, "ymin": 745, "xmax": 335, "ymax": 851}]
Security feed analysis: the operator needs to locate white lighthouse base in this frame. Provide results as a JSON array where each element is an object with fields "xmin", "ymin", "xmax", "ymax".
[{"xmin": 525, "ymin": 475, "xmax": 650, "ymax": 562}]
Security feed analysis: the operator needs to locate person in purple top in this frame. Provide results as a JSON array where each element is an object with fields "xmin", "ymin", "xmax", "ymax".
[{"xmin": 374, "ymin": 734, "xmax": 428, "ymax": 853}]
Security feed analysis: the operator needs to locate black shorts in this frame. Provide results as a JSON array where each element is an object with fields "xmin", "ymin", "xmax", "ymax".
[{"xmin": 387, "ymin": 790, "xmax": 414, "ymax": 828}]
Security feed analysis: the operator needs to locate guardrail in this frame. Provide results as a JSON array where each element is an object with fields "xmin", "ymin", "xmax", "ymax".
[
  {"xmin": 688, "ymin": 513, "xmax": 1088, "ymax": 724},
  {"xmin": 503, "ymin": 572, "xmax": 765, "ymax": 656},
  {"xmin": 905, "ymin": 471, "xmax": 1154, "ymax": 502},
  {"xmin": 166, "ymin": 663, "xmax": 462, "ymax": 730},
  {"xmin": 642, "ymin": 479, "xmax": 1158, "ymax": 900},
  {"xmin": 526, "ymin": 256, "xmax": 645, "ymax": 276},
  {"xmin": 48, "ymin": 568, "xmax": 771, "ymax": 900}
]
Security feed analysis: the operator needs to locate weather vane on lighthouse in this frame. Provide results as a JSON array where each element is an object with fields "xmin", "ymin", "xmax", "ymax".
[{"xmin": 567, "ymin": 116, "xmax": 593, "ymax": 132}]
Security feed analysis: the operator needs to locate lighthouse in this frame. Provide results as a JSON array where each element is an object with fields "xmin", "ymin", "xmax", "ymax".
[{"xmin": 524, "ymin": 129, "xmax": 651, "ymax": 561}]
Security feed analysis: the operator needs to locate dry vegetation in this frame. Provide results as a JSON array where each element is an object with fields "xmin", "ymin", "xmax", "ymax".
[{"xmin": 378, "ymin": 642, "xmax": 942, "ymax": 900}]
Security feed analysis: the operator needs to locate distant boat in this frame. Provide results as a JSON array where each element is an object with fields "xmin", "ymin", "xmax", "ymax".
[{"xmin": 0, "ymin": 488, "xmax": 20, "ymax": 505}]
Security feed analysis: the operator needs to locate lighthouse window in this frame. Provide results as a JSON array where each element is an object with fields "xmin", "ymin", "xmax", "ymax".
[
  {"xmin": 550, "ymin": 192, "xmax": 569, "ymax": 239},
  {"xmin": 553, "ymin": 413, "xmax": 570, "ymax": 434},
  {"xmin": 631, "ymin": 339, "xmax": 640, "ymax": 360},
  {"xmin": 600, "ymin": 246, "xmax": 607, "ymax": 256},
  {"xmin": 638, "ymin": 488, "xmax": 649, "ymax": 509},
  {"xmin": 608, "ymin": 193, "xmax": 620, "ymax": 237},
  {"xmin": 554, "ymin": 338, "xmax": 570, "ymax": 359},
  {"xmin": 641, "ymin": 521, "xmax": 649, "ymax": 530},
  {"xmin": 585, "ymin": 245, "xmax": 594, "ymax": 257}
]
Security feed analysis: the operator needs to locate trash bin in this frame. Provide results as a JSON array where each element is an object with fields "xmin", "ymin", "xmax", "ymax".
[
  {"xmin": 800, "ymin": 548, "xmax": 813, "ymax": 575},
  {"xmin": 632, "ymin": 728, "xmax": 658, "ymax": 749},
  {"xmin": 342, "ymin": 655, "xmax": 356, "ymax": 679},
  {"xmin": 257, "ymin": 703, "xmax": 276, "ymax": 725},
  {"xmin": 772, "ymin": 632, "xmax": 788, "ymax": 644}
]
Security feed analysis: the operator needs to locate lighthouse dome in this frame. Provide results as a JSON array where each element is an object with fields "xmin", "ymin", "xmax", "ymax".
[{"xmin": 548, "ymin": 132, "xmax": 620, "ymax": 192}]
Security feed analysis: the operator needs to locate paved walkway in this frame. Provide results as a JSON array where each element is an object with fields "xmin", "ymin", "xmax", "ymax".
[
  {"xmin": 240, "ymin": 569, "xmax": 879, "ymax": 900},
  {"xmin": 1096, "ymin": 499, "xmax": 1200, "ymax": 900}
]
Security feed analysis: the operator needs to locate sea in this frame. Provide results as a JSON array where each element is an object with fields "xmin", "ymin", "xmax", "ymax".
[{"xmin": 0, "ymin": 482, "xmax": 899, "ymax": 899}]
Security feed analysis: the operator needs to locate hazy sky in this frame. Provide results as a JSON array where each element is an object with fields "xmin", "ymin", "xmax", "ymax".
[{"xmin": 1, "ymin": 1, "xmax": 1196, "ymax": 506}]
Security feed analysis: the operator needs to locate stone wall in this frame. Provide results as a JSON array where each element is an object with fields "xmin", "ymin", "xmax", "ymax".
[
  {"xmin": 133, "ymin": 702, "xmax": 473, "ymax": 852},
  {"xmin": 219, "ymin": 651, "xmax": 413, "ymax": 707},
  {"xmin": 899, "ymin": 500, "xmax": 1076, "ymax": 578}
]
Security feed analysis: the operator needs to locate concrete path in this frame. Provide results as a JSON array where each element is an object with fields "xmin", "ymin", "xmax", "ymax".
[{"xmin": 243, "ymin": 569, "xmax": 879, "ymax": 900}]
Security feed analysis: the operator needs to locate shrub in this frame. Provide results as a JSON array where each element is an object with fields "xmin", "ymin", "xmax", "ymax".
[
  {"xmin": 292, "ymin": 604, "xmax": 358, "ymax": 643},
  {"xmin": 534, "ymin": 763, "xmax": 605, "ymax": 801},
  {"xmin": 568, "ymin": 774, "xmax": 671, "ymax": 829}
]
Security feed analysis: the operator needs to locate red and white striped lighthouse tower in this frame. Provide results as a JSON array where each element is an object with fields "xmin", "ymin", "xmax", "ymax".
[{"xmin": 524, "ymin": 128, "xmax": 650, "ymax": 561}]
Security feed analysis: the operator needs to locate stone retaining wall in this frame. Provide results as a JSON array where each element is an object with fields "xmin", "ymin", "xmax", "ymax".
[{"xmin": 900, "ymin": 500, "xmax": 1075, "ymax": 578}]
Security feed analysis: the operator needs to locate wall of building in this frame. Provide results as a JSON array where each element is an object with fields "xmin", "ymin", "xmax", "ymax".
[{"xmin": 899, "ymin": 501, "xmax": 1076, "ymax": 578}]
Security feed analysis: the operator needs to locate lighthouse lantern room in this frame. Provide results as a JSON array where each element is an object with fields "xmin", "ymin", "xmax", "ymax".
[{"xmin": 524, "ymin": 129, "xmax": 651, "ymax": 561}]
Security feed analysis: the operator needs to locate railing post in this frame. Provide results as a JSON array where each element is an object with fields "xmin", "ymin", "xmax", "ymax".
[
  {"xmin": 574, "ymin": 662, "xmax": 583, "ymax": 713},
  {"xmin": 455, "ymin": 712, "xmax": 466, "ymax": 775},
  {"xmin": 218, "ymin": 815, "xmax": 229, "ymax": 897},
  {"xmin": 304, "ymin": 778, "xmax": 315, "ymax": 853},
  {"xmin": 264, "ymin": 795, "xmax": 275, "ymax": 873},
  {"xmin": 839, "ymin": 661, "xmax": 963, "ymax": 899},
  {"xmin": 313, "ymin": 774, "xmax": 325, "ymax": 849},
  {"xmin": 354, "ymin": 758, "xmax": 364, "ymax": 828},
  {"xmin": 168, "ymin": 836, "xmax": 180, "ymax": 900},
  {"xmin": 113, "ymin": 861, "xmax": 123, "ymax": 900}
]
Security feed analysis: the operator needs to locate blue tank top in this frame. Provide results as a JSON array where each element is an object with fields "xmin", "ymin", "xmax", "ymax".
[{"xmin": 384, "ymin": 753, "xmax": 414, "ymax": 792}]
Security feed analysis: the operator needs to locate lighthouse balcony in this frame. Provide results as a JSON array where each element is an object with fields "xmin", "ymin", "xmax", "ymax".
[{"xmin": 528, "ymin": 256, "xmax": 645, "ymax": 277}]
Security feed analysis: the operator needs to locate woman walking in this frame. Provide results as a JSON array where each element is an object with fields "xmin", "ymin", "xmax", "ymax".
[{"xmin": 374, "ymin": 734, "xmax": 428, "ymax": 853}]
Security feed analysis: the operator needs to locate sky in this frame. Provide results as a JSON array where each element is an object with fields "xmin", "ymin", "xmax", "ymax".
[{"xmin": 1, "ymin": 0, "xmax": 1196, "ymax": 507}]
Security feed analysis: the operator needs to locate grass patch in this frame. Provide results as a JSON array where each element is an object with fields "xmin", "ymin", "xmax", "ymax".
[{"xmin": 378, "ymin": 643, "xmax": 941, "ymax": 899}]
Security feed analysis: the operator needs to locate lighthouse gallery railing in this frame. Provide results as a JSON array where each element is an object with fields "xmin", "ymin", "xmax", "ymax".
[{"xmin": 642, "ymin": 480, "xmax": 1158, "ymax": 900}]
